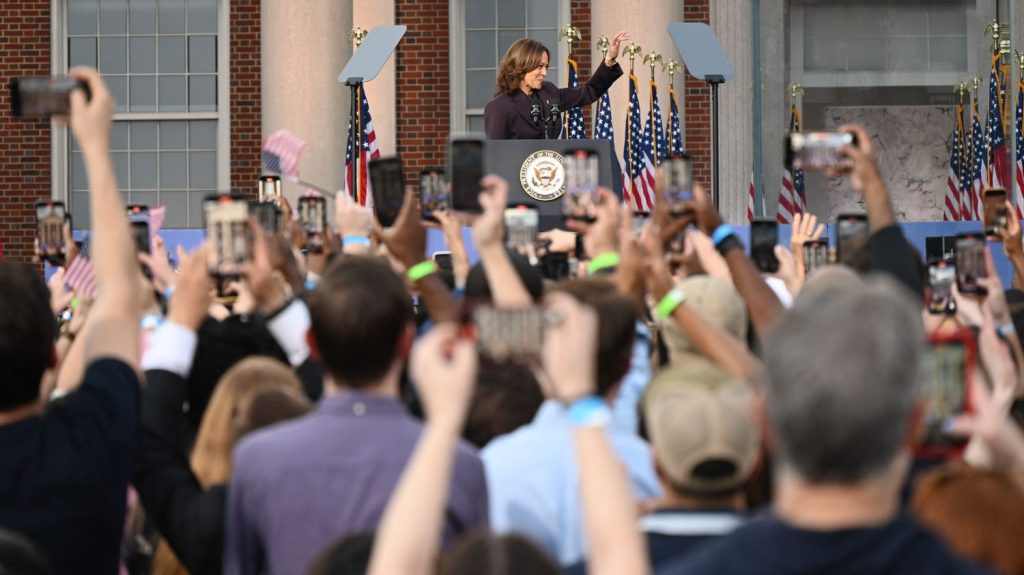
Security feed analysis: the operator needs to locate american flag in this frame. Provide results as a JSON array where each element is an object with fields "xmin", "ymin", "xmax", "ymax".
[
  {"xmin": 262, "ymin": 129, "xmax": 307, "ymax": 179},
  {"xmin": 344, "ymin": 85, "xmax": 382, "ymax": 206},
  {"xmin": 747, "ymin": 170, "xmax": 762, "ymax": 222},
  {"xmin": 594, "ymin": 89, "xmax": 629, "ymax": 196},
  {"xmin": 668, "ymin": 85, "xmax": 684, "ymax": 156},
  {"xmin": 970, "ymin": 99, "xmax": 986, "ymax": 221},
  {"xmin": 957, "ymin": 103, "xmax": 970, "ymax": 221},
  {"xmin": 647, "ymin": 81, "xmax": 668, "ymax": 164},
  {"xmin": 623, "ymin": 73, "xmax": 656, "ymax": 211},
  {"xmin": 778, "ymin": 105, "xmax": 805, "ymax": 223},
  {"xmin": 986, "ymin": 54, "xmax": 1009, "ymax": 189},
  {"xmin": 944, "ymin": 119, "xmax": 963, "ymax": 221},
  {"xmin": 564, "ymin": 58, "xmax": 586, "ymax": 139},
  {"xmin": 1014, "ymin": 79, "xmax": 1024, "ymax": 220},
  {"xmin": 64, "ymin": 254, "xmax": 97, "ymax": 299}
]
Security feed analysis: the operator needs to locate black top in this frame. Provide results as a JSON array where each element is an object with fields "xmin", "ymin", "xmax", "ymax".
[
  {"xmin": 0, "ymin": 359, "xmax": 140, "ymax": 575},
  {"xmin": 656, "ymin": 513, "xmax": 995, "ymax": 575},
  {"xmin": 135, "ymin": 368, "xmax": 226, "ymax": 575},
  {"xmin": 868, "ymin": 224, "xmax": 924, "ymax": 301},
  {"xmin": 484, "ymin": 60, "xmax": 623, "ymax": 140}
]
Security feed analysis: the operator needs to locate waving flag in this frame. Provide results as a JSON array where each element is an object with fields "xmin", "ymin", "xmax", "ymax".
[
  {"xmin": 969, "ymin": 99, "xmax": 986, "ymax": 221},
  {"xmin": 262, "ymin": 129, "xmax": 307, "ymax": 179},
  {"xmin": 623, "ymin": 73, "xmax": 656, "ymax": 212},
  {"xmin": 668, "ymin": 85, "xmax": 684, "ymax": 156},
  {"xmin": 563, "ymin": 58, "xmax": 586, "ymax": 139},
  {"xmin": 1014, "ymin": 79, "xmax": 1024, "ymax": 220},
  {"xmin": 778, "ymin": 105, "xmax": 805, "ymax": 223},
  {"xmin": 647, "ymin": 81, "xmax": 668, "ymax": 164},
  {"xmin": 957, "ymin": 103, "xmax": 970, "ymax": 221},
  {"xmin": 594, "ymin": 90, "xmax": 628, "ymax": 196},
  {"xmin": 64, "ymin": 255, "xmax": 97, "ymax": 299},
  {"xmin": 986, "ymin": 55, "xmax": 1009, "ymax": 189},
  {"xmin": 344, "ymin": 85, "xmax": 382, "ymax": 206},
  {"xmin": 944, "ymin": 119, "xmax": 963, "ymax": 221}
]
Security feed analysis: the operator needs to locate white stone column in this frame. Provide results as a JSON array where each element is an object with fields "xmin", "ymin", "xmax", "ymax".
[
  {"xmin": 590, "ymin": 0, "xmax": 685, "ymax": 168},
  {"xmin": 262, "ymin": 0, "xmax": 353, "ymax": 207},
  {"xmin": 355, "ymin": 0, "xmax": 396, "ymax": 155},
  {"xmin": 711, "ymin": 0, "xmax": 753, "ymax": 223},
  {"xmin": 759, "ymin": 0, "xmax": 785, "ymax": 220}
]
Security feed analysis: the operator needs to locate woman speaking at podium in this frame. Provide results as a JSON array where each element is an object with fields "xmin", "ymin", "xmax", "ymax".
[{"xmin": 484, "ymin": 32, "xmax": 630, "ymax": 140}]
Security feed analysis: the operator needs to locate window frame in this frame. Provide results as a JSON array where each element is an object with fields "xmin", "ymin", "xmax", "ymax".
[
  {"xmin": 51, "ymin": 0, "xmax": 231, "ymax": 226},
  {"xmin": 449, "ymin": 0, "xmax": 571, "ymax": 132}
]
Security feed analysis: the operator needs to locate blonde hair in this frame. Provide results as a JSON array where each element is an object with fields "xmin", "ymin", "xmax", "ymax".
[
  {"xmin": 495, "ymin": 39, "xmax": 550, "ymax": 96},
  {"xmin": 151, "ymin": 357, "xmax": 308, "ymax": 575}
]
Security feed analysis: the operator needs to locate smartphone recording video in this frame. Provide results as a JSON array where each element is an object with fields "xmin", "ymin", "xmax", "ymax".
[
  {"xmin": 449, "ymin": 135, "xmax": 485, "ymax": 213},
  {"xmin": 563, "ymin": 148, "xmax": 600, "ymax": 222},
  {"xmin": 785, "ymin": 132, "xmax": 856, "ymax": 171},
  {"xmin": 35, "ymin": 202, "xmax": 67, "ymax": 265},
  {"xmin": 298, "ymin": 196, "xmax": 328, "ymax": 253},
  {"xmin": 369, "ymin": 156, "xmax": 405, "ymax": 228},
  {"xmin": 918, "ymin": 331, "xmax": 974, "ymax": 456},
  {"xmin": 420, "ymin": 168, "xmax": 449, "ymax": 222},
  {"xmin": 505, "ymin": 204, "xmax": 540, "ymax": 259},
  {"xmin": 472, "ymin": 305, "xmax": 547, "ymax": 364},
  {"xmin": 11, "ymin": 77, "xmax": 89, "ymax": 118},
  {"xmin": 250, "ymin": 200, "xmax": 282, "ymax": 235},
  {"xmin": 204, "ymin": 196, "xmax": 252, "ymax": 278},
  {"xmin": 803, "ymin": 238, "xmax": 828, "ymax": 276},
  {"xmin": 836, "ymin": 213, "xmax": 869, "ymax": 265},
  {"xmin": 750, "ymin": 220, "xmax": 779, "ymax": 273},
  {"xmin": 927, "ymin": 259, "xmax": 957, "ymax": 315},
  {"xmin": 662, "ymin": 155, "xmax": 694, "ymax": 216},
  {"xmin": 258, "ymin": 175, "xmax": 282, "ymax": 203},
  {"xmin": 983, "ymin": 188, "xmax": 1008, "ymax": 241},
  {"xmin": 955, "ymin": 232, "xmax": 987, "ymax": 294},
  {"xmin": 126, "ymin": 205, "xmax": 151, "ymax": 255}
]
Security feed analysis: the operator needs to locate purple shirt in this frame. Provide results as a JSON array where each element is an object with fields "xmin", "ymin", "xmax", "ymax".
[{"xmin": 224, "ymin": 391, "xmax": 488, "ymax": 575}]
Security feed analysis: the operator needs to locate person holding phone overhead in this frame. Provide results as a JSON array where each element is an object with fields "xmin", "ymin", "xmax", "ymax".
[{"xmin": 484, "ymin": 32, "xmax": 630, "ymax": 140}]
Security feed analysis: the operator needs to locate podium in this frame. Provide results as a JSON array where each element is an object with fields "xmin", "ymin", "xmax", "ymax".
[{"xmin": 485, "ymin": 139, "xmax": 623, "ymax": 231}]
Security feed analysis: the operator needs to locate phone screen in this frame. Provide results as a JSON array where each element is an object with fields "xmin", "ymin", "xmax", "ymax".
[
  {"xmin": 750, "ymin": 220, "xmax": 779, "ymax": 273},
  {"xmin": 258, "ymin": 175, "xmax": 282, "ymax": 203},
  {"xmin": 11, "ymin": 77, "xmax": 85, "ymax": 118},
  {"xmin": 786, "ymin": 132, "xmax": 855, "ymax": 171},
  {"xmin": 420, "ymin": 168, "xmax": 449, "ymax": 221},
  {"xmin": 472, "ymin": 306, "xmax": 546, "ymax": 364},
  {"xmin": 955, "ymin": 233, "xmax": 987, "ymax": 294},
  {"xmin": 563, "ymin": 149, "xmax": 600, "ymax": 221},
  {"xmin": 927, "ymin": 260, "xmax": 956, "ymax": 315},
  {"xmin": 662, "ymin": 156, "xmax": 694, "ymax": 215},
  {"xmin": 433, "ymin": 251, "xmax": 453, "ymax": 274},
  {"xmin": 298, "ymin": 196, "xmax": 327, "ymax": 253},
  {"xmin": 36, "ymin": 202, "xmax": 67, "ymax": 264},
  {"xmin": 803, "ymin": 238, "xmax": 829, "ymax": 275},
  {"xmin": 984, "ymin": 189, "xmax": 1008, "ymax": 239},
  {"xmin": 920, "ymin": 339, "xmax": 969, "ymax": 447},
  {"xmin": 836, "ymin": 214, "xmax": 869, "ymax": 264},
  {"xmin": 450, "ymin": 138, "xmax": 484, "ymax": 213},
  {"xmin": 250, "ymin": 201, "xmax": 281, "ymax": 234},
  {"xmin": 505, "ymin": 205, "xmax": 540, "ymax": 255},
  {"xmin": 204, "ymin": 196, "xmax": 251, "ymax": 277},
  {"xmin": 369, "ymin": 157, "xmax": 405, "ymax": 227}
]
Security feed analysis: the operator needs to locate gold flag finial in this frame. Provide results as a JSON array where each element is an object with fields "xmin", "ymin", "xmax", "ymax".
[
  {"xmin": 955, "ymin": 82, "xmax": 966, "ymax": 103},
  {"xmin": 786, "ymin": 83, "xmax": 804, "ymax": 103},
  {"xmin": 623, "ymin": 43, "xmax": 642, "ymax": 71},
  {"xmin": 559, "ymin": 25, "xmax": 581, "ymax": 56},
  {"xmin": 348, "ymin": 27, "xmax": 368, "ymax": 47},
  {"xmin": 970, "ymin": 75, "xmax": 982, "ymax": 95},
  {"xmin": 597, "ymin": 35, "xmax": 610, "ymax": 56},
  {"xmin": 1016, "ymin": 50, "xmax": 1024, "ymax": 75},
  {"xmin": 644, "ymin": 51, "xmax": 662, "ymax": 79},
  {"xmin": 663, "ymin": 59, "xmax": 682, "ymax": 79}
]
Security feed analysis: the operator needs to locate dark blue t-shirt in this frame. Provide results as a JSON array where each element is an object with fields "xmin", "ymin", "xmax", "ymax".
[
  {"xmin": 657, "ymin": 513, "xmax": 995, "ymax": 575},
  {"xmin": 0, "ymin": 359, "xmax": 139, "ymax": 575}
]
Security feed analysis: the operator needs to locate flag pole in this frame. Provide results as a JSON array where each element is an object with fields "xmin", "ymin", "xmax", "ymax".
[
  {"xmin": 560, "ymin": 25, "xmax": 581, "ymax": 138},
  {"xmin": 644, "ymin": 51, "xmax": 662, "ymax": 167},
  {"xmin": 346, "ymin": 27, "xmax": 367, "ymax": 203}
]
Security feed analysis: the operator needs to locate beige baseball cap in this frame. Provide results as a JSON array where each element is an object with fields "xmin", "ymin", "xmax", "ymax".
[
  {"xmin": 659, "ymin": 275, "xmax": 747, "ymax": 363},
  {"xmin": 644, "ymin": 359, "xmax": 760, "ymax": 495}
]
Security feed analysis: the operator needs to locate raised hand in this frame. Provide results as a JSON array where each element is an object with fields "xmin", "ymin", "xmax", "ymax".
[
  {"xmin": 471, "ymin": 176, "xmax": 509, "ymax": 250},
  {"xmin": 542, "ymin": 292, "xmax": 599, "ymax": 403},
  {"xmin": 410, "ymin": 323, "xmax": 478, "ymax": 431},
  {"xmin": 606, "ymin": 32, "xmax": 632, "ymax": 63},
  {"xmin": 377, "ymin": 186, "xmax": 427, "ymax": 270},
  {"xmin": 242, "ymin": 221, "xmax": 287, "ymax": 312},
  {"xmin": 167, "ymin": 246, "xmax": 213, "ymax": 331}
]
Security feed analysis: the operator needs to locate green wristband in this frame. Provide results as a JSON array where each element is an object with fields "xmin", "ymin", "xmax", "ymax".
[
  {"xmin": 407, "ymin": 260, "xmax": 439, "ymax": 282},
  {"xmin": 655, "ymin": 287, "xmax": 687, "ymax": 319},
  {"xmin": 588, "ymin": 252, "xmax": 621, "ymax": 275}
]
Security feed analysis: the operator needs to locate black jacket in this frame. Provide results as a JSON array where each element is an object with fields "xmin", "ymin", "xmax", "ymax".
[{"xmin": 484, "ymin": 60, "xmax": 623, "ymax": 140}]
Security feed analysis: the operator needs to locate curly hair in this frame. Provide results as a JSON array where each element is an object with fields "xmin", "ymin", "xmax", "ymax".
[{"xmin": 494, "ymin": 39, "xmax": 549, "ymax": 96}]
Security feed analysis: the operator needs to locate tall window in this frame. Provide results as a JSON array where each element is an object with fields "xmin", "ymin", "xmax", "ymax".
[
  {"xmin": 453, "ymin": 0, "xmax": 568, "ymax": 132},
  {"xmin": 62, "ymin": 0, "xmax": 226, "ymax": 229}
]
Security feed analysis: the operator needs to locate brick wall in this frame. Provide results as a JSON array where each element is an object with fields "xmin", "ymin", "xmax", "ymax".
[
  {"xmin": 230, "ymin": 0, "xmax": 262, "ymax": 195},
  {"xmin": 683, "ymin": 0, "xmax": 711, "ymax": 186},
  {"xmin": 0, "ymin": 1, "xmax": 52, "ymax": 262},
  {"xmin": 394, "ymin": 0, "xmax": 450, "ymax": 186},
  {"xmin": 570, "ymin": 0, "xmax": 592, "ymax": 136}
]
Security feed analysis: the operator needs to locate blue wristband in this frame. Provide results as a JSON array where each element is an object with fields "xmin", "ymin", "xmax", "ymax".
[
  {"xmin": 710, "ymin": 224, "xmax": 735, "ymax": 247},
  {"xmin": 162, "ymin": 285, "xmax": 175, "ymax": 301},
  {"xmin": 343, "ymin": 234, "xmax": 371, "ymax": 248},
  {"xmin": 567, "ymin": 396, "xmax": 612, "ymax": 427}
]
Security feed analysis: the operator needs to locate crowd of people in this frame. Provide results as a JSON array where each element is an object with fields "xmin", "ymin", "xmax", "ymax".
[{"xmin": 4, "ymin": 67, "xmax": 1024, "ymax": 575}]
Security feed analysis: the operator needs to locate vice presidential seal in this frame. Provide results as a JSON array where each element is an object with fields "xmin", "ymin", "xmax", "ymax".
[{"xmin": 519, "ymin": 150, "xmax": 566, "ymax": 202}]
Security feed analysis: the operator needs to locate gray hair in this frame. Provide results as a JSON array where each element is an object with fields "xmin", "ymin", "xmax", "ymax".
[{"xmin": 763, "ymin": 276, "xmax": 923, "ymax": 484}]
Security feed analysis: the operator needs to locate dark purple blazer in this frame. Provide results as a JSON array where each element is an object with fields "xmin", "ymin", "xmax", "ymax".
[{"xmin": 484, "ymin": 60, "xmax": 623, "ymax": 140}]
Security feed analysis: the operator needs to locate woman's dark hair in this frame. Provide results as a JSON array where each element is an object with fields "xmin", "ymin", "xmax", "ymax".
[
  {"xmin": 0, "ymin": 262, "xmax": 54, "ymax": 411},
  {"xmin": 494, "ymin": 39, "xmax": 549, "ymax": 96},
  {"xmin": 463, "ymin": 360, "xmax": 544, "ymax": 448},
  {"xmin": 441, "ymin": 533, "xmax": 559, "ymax": 575},
  {"xmin": 306, "ymin": 532, "xmax": 375, "ymax": 575},
  {"xmin": 0, "ymin": 528, "xmax": 53, "ymax": 575}
]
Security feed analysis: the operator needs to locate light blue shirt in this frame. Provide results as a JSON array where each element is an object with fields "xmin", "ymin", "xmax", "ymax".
[
  {"xmin": 482, "ymin": 399, "xmax": 661, "ymax": 566},
  {"xmin": 612, "ymin": 321, "xmax": 653, "ymax": 434}
]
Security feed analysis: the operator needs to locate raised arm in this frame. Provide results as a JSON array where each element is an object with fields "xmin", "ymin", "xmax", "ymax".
[
  {"xmin": 544, "ymin": 292, "xmax": 650, "ymax": 575},
  {"xmin": 473, "ymin": 175, "xmax": 533, "ymax": 307},
  {"xmin": 558, "ymin": 32, "xmax": 629, "ymax": 109},
  {"xmin": 68, "ymin": 67, "xmax": 141, "ymax": 369},
  {"xmin": 367, "ymin": 324, "xmax": 477, "ymax": 575}
]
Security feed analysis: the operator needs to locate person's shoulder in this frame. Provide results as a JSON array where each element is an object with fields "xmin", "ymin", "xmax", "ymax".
[
  {"xmin": 84, "ymin": 357, "xmax": 140, "ymax": 391},
  {"xmin": 485, "ymin": 92, "xmax": 512, "ymax": 111},
  {"xmin": 232, "ymin": 413, "xmax": 312, "ymax": 466}
]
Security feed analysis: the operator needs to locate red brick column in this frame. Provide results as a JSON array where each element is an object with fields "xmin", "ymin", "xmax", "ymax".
[
  {"xmin": 570, "ymin": 0, "xmax": 593, "ymax": 136},
  {"xmin": 683, "ymin": 0, "xmax": 711, "ymax": 186},
  {"xmin": 0, "ymin": 2, "xmax": 52, "ymax": 262},
  {"xmin": 230, "ymin": 0, "xmax": 262, "ymax": 196}
]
